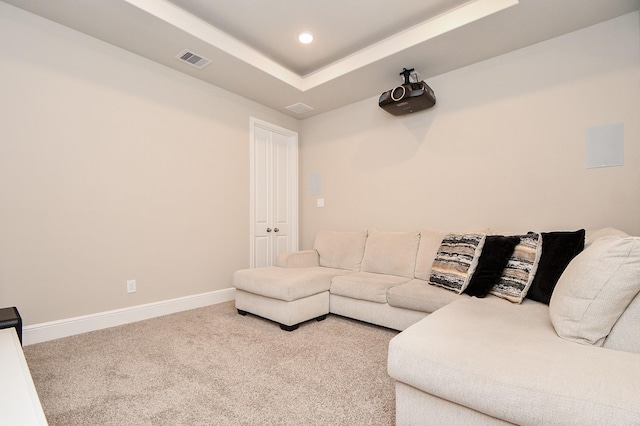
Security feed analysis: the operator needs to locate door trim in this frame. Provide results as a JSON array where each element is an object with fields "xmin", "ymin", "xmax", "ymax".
[{"xmin": 249, "ymin": 117, "xmax": 298, "ymax": 268}]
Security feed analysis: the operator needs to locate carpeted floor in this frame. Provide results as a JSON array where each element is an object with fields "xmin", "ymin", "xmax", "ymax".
[{"xmin": 23, "ymin": 301, "xmax": 399, "ymax": 425}]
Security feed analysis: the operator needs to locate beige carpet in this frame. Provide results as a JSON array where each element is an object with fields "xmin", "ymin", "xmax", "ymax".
[{"xmin": 23, "ymin": 301, "xmax": 398, "ymax": 425}]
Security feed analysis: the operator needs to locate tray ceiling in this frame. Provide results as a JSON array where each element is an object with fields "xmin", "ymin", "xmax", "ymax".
[{"xmin": 3, "ymin": 0, "xmax": 638, "ymax": 118}]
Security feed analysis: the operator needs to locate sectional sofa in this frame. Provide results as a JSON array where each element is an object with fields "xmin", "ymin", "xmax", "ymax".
[
  {"xmin": 234, "ymin": 229, "xmax": 468, "ymax": 331},
  {"xmin": 233, "ymin": 227, "xmax": 640, "ymax": 424}
]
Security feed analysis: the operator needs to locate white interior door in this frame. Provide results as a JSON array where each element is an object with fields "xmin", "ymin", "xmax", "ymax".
[{"xmin": 250, "ymin": 118, "xmax": 298, "ymax": 268}]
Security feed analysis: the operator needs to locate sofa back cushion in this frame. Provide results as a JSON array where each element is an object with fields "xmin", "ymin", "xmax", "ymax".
[
  {"xmin": 414, "ymin": 229, "xmax": 449, "ymax": 281},
  {"xmin": 585, "ymin": 227, "xmax": 628, "ymax": 247},
  {"xmin": 549, "ymin": 235, "xmax": 640, "ymax": 347},
  {"xmin": 313, "ymin": 230, "xmax": 368, "ymax": 271},
  {"xmin": 361, "ymin": 230, "xmax": 420, "ymax": 278}
]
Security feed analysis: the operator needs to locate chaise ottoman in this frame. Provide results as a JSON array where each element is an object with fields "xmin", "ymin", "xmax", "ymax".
[{"xmin": 233, "ymin": 266, "xmax": 352, "ymax": 330}]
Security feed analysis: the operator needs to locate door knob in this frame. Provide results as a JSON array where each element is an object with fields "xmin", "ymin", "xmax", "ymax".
[
  {"xmin": 274, "ymin": 228, "xmax": 279, "ymax": 232},
  {"xmin": 266, "ymin": 228, "xmax": 272, "ymax": 232}
]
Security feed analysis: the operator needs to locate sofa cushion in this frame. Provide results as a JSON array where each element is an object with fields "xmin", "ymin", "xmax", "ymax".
[
  {"xmin": 360, "ymin": 230, "xmax": 420, "ymax": 279},
  {"xmin": 429, "ymin": 233, "xmax": 486, "ymax": 294},
  {"xmin": 585, "ymin": 227, "xmax": 628, "ymax": 248},
  {"xmin": 388, "ymin": 297, "xmax": 640, "ymax": 425},
  {"xmin": 233, "ymin": 266, "xmax": 352, "ymax": 301},
  {"xmin": 549, "ymin": 235, "xmax": 640, "ymax": 346},
  {"xmin": 276, "ymin": 249, "xmax": 319, "ymax": 268},
  {"xmin": 387, "ymin": 279, "xmax": 470, "ymax": 313},
  {"xmin": 463, "ymin": 235, "xmax": 520, "ymax": 298},
  {"xmin": 313, "ymin": 229, "xmax": 368, "ymax": 271},
  {"xmin": 330, "ymin": 272, "xmax": 411, "ymax": 304},
  {"xmin": 526, "ymin": 230, "xmax": 585, "ymax": 305},
  {"xmin": 414, "ymin": 229, "xmax": 449, "ymax": 281},
  {"xmin": 489, "ymin": 232, "xmax": 542, "ymax": 303}
]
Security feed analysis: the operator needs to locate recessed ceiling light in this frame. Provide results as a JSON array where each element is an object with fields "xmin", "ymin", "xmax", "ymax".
[{"xmin": 298, "ymin": 31, "xmax": 314, "ymax": 44}]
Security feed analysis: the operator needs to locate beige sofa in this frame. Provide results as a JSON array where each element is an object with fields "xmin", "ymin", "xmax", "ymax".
[
  {"xmin": 388, "ymin": 229, "xmax": 640, "ymax": 425},
  {"xmin": 234, "ymin": 229, "xmax": 469, "ymax": 331},
  {"xmin": 234, "ymin": 228, "xmax": 640, "ymax": 424}
]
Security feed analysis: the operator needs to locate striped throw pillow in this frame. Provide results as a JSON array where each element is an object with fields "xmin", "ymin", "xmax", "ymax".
[
  {"xmin": 490, "ymin": 232, "xmax": 543, "ymax": 303},
  {"xmin": 429, "ymin": 233, "xmax": 486, "ymax": 294}
]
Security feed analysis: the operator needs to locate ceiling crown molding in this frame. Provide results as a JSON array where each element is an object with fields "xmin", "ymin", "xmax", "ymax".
[{"xmin": 124, "ymin": 0, "xmax": 518, "ymax": 92}]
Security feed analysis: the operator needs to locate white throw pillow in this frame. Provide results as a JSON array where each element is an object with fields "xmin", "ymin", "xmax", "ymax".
[{"xmin": 549, "ymin": 235, "xmax": 640, "ymax": 346}]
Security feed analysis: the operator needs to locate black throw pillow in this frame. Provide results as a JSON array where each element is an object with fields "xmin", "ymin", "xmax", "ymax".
[
  {"xmin": 526, "ymin": 229, "xmax": 585, "ymax": 305},
  {"xmin": 464, "ymin": 236, "xmax": 520, "ymax": 298}
]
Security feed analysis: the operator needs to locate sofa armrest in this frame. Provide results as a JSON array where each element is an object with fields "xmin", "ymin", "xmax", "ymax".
[{"xmin": 276, "ymin": 250, "xmax": 320, "ymax": 268}]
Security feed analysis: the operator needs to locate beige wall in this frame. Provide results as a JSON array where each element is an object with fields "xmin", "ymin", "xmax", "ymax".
[
  {"xmin": 0, "ymin": 3, "xmax": 299, "ymax": 325},
  {"xmin": 299, "ymin": 12, "xmax": 640, "ymax": 248},
  {"xmin": 2, "ymin": 4, "xmax": 639, "ymax": 326}
]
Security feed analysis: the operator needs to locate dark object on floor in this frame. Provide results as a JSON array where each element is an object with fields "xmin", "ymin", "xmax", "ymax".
[{"xmin": 0, "ymin": 306, "xmax": 22, "ymax": 345}]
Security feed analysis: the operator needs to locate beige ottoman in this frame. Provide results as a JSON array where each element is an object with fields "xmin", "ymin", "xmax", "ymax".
[{"xmin": 233, "ymin": 266, "xmax": 350, "ymax": 331}]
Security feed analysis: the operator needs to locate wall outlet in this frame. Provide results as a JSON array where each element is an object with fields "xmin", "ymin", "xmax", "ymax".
[{"xmin": 126, "ymin": 280, "xmax": 136, "ymax": 294}]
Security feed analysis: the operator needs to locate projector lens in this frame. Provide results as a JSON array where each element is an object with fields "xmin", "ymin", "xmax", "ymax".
[{"xmin": 391, "ymin": 86, "xmax": 406, "ymax": 101}]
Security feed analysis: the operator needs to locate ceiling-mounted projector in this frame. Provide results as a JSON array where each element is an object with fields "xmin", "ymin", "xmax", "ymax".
[{"xmin": 379, "ymin": 68, "xmax": 436, "ymax": 116}]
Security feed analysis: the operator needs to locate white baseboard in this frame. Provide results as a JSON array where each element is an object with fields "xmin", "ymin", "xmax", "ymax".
[{"xmin": 23, "ymin": 288, "xmax": 236, "ymax": 345}]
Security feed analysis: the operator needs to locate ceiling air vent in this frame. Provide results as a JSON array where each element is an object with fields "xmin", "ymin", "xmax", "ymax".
[
  {"xmin": 286, "ymin": 102, "xmax": 314, "ymax": 115},
  {"xmin": 175, "ymin": 49, "xmax": 211, "ymax": 70}
]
